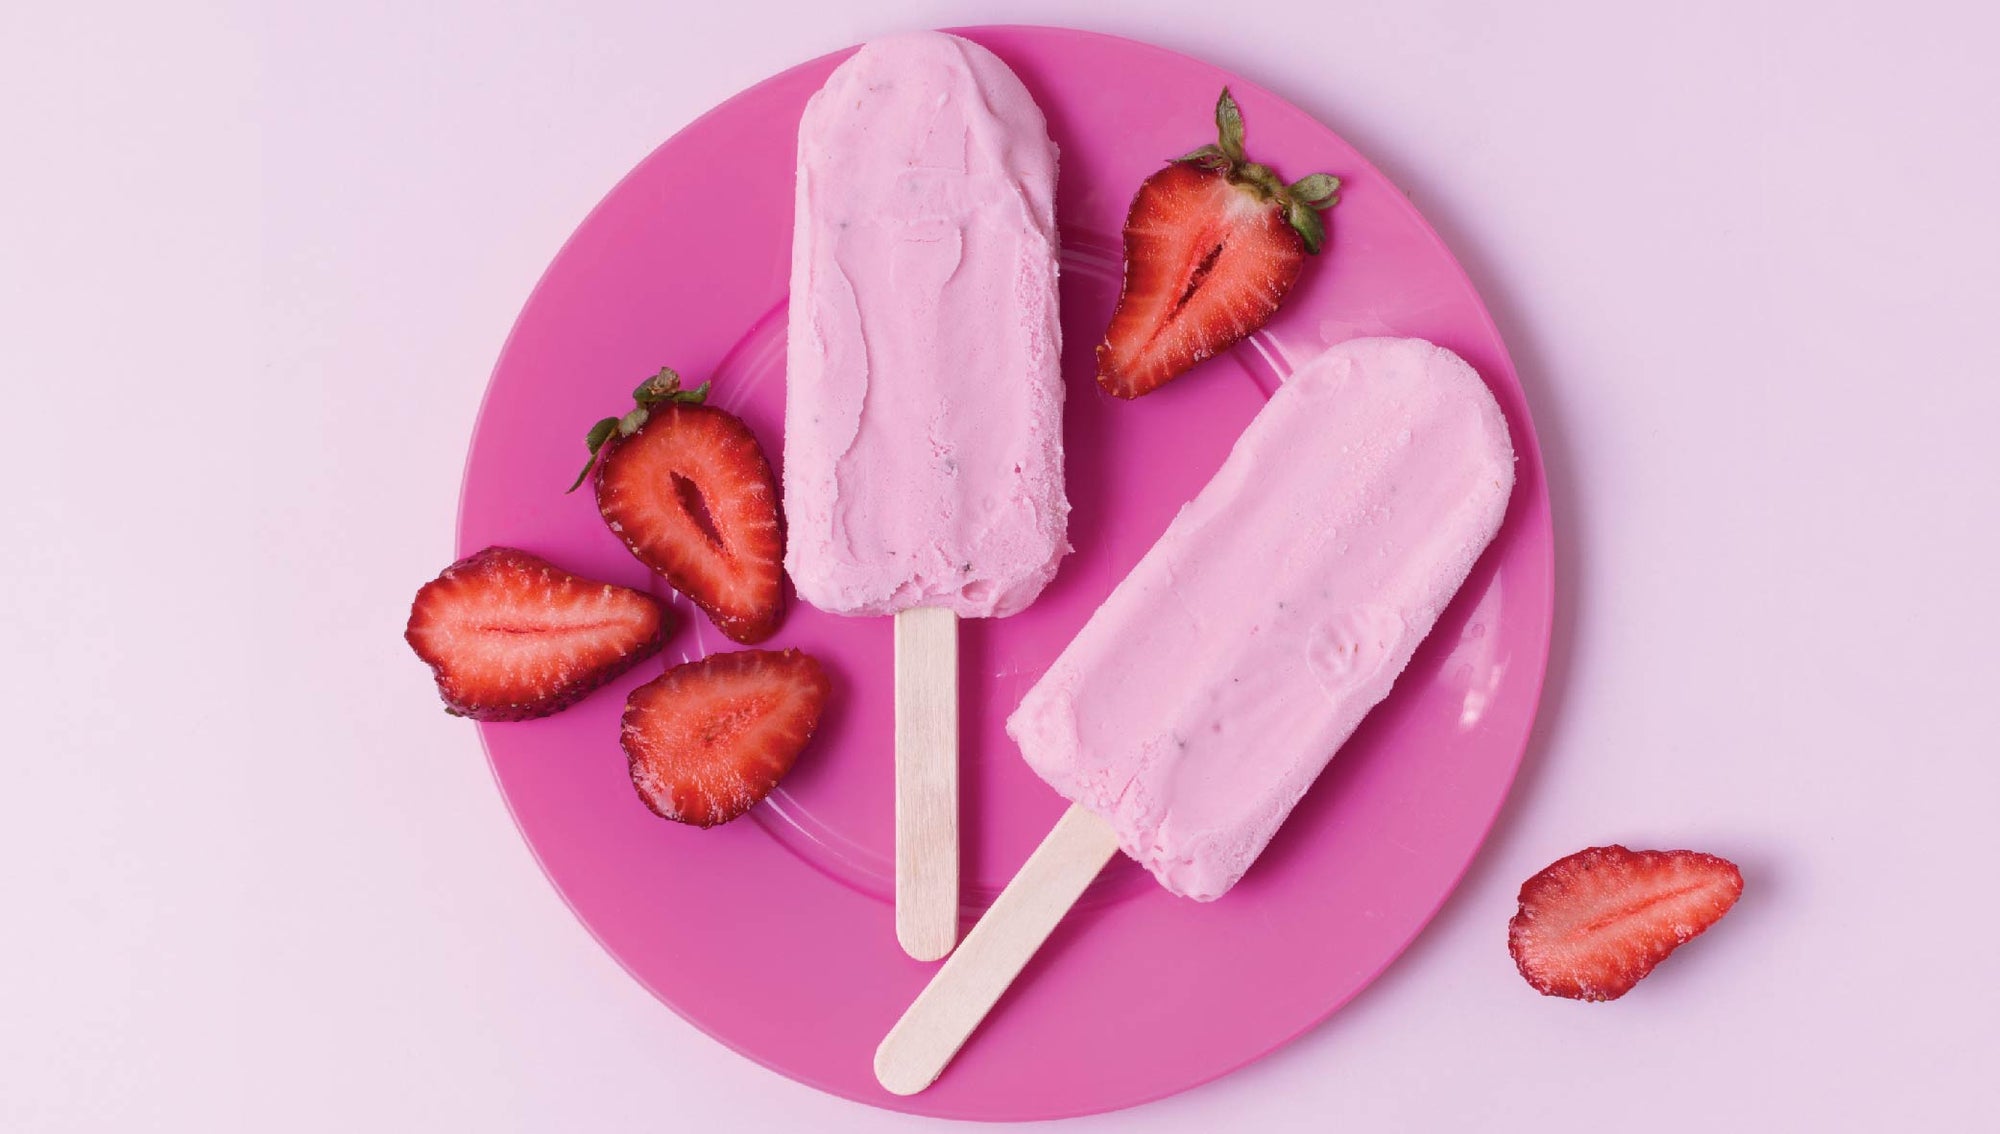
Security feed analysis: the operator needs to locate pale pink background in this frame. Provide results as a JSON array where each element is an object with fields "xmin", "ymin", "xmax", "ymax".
[{"xmin": 3, "ymin": 1, "xmax": 1996, "ymax": 1131}]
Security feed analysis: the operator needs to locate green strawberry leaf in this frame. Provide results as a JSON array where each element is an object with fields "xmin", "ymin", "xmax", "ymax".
[
  {"xmin": 1289, "ymin": 173, "xmax": 1342, "ymax": 206},
  {"xmin": 1214, "ymin": 88, "xmax": 1246, "ymax": 163},
  {"xmin": 1178, "ymin": 143, "xmax": 1229, "ymax": 168},
  {"xmin": 1286, "ymin": 199, "xmax": 1326, "ymax": 254},
  {"xmin": 568, "ymin": 416, "xmax": 621, "ymax": 493},
  {"xmin": 633, "ymin": 366, "xmax": 709, "ymax": 406}
]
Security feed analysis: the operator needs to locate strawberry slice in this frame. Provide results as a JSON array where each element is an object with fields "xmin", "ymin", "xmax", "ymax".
[
  {"xmin": 1098, "ymin": 89, "xmax": 1340, "ymax": 399},
  {"xmin": 405, "ymin": 546, "xmax": 669, "ymax": 721},
  {"xmin": 1509, "ymin": 845, "xmax": 1745, "ymax": 1001},
  {"xmin": 572, "ymin": 368, "xmax": 785, "ymax": 644},
  {"xmin": 621, "ymin": 648, "xmax": 830, "ymax": 828}
]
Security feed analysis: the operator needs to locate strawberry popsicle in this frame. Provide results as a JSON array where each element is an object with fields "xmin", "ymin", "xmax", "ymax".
[
  {"xmin": 784, "ymin": 31, "xmax": 1068, "ymax": 618},
  {"xmin": 1008, "ymin": 336, "xmax": 1515, "ymax": 900},
  {"xmin": 1009, "ymin": 337, "xmax": 1515, "ymax": 900},
  {"xmin": 876, "ymin": 337, "xmax": 1516, "ymax": 1093},
  {"xmin": 783, "ymin": 32, "xmax": 1067, "ymax": 960}
]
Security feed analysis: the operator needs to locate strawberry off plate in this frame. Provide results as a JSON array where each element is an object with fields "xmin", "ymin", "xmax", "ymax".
[{"xmin": 458, "ymin": 25, "xmax": 1553, "ymax": 1121}]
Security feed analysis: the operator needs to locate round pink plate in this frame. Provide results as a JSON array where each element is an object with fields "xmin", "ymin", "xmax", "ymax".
[{"xmin": 459, "ymin": 25, "xmax": 1552, "ymax": 1121}]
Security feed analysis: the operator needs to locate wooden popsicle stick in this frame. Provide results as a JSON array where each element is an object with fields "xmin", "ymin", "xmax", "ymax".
[
  {"xmin": 894, "ymin": 606, "xmax": 960, "ymax": 962},
  {"xmin": 875, "ymin": 804, "xmax": 1121, "ymax": 1094}
]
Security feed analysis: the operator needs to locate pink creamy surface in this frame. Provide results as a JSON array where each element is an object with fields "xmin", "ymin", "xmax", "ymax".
[
  {"xmin": 783, "ymin": 32, "xmax": 1068, "ymax": 618},
  {"xmin": 1009, "ymin": 338, "xmax": 1516, "ymax": 900}
]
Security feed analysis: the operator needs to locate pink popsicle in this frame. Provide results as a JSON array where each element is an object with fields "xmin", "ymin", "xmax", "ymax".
[
  {"xmin": 783, "ymin": 32, "xmax": 1068, "ymax": 960},
  {"xmin": 1010, "ymin": 336, "xmax": 1515, "ymax": 899},
  {"xmin": 879, "ymin": 336, "xmax": 1514, "ymax": 1092},
  {"xmin": 783, "ymin": 31, "xmax": 1068, "ymax": 618}
]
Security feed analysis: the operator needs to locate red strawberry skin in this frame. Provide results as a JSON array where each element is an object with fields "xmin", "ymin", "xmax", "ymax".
[
  {"xmin": 405, "ymin": 546, "xmax": 669, "ymax": 722},
  {"xmin": 622, "ymin": 648, "xmax": 830, "ymax": 828},
  {"xmin": 1509, "ymin": 845, "xmax": 1744, "ymax": 1001},
  {"xmin": 596, "ymin": 403, "xmax": 785, "ymax": 644},
  {"xmin": 1097, "ymin": 161, "xmax": 1306, "ymax": 399}
]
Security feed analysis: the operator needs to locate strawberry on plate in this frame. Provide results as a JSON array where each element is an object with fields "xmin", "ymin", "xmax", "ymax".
[
  {"xmin": 405, "ymin": 546, "xmax": 670, "ymax": 722},
  {"xmin": 1508, "ymin": 845, "xmax": 1745, "ymax": 1002},
  {"xmin": 622, "ymin": 648, "xmax": 831, "ymax": 828},
  {"xmin": 572, "ymin": 368, "xmax": 785, "ymax": 644},
  {"xmin": 1097, "ymin": 88, "xmax": 1341, "ymax": 399}
]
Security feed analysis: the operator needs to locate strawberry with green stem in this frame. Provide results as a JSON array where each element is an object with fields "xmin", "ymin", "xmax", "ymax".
[
  {"xmin": 1097, "ymin": 88, "xmax": 1341, "ymax": 399},
  {"xmin": 571, "ymin": 368, "xmax": 785, "ymax": 644}
]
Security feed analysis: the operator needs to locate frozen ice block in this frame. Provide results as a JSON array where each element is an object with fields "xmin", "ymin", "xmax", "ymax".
[
  {"xmin": 1007, "ymin": 337, "xmax": 1516, "ymax": 900},
  {"xmin": 783, "ymin": 31, "xmax": 1068, "ymax": 619}
]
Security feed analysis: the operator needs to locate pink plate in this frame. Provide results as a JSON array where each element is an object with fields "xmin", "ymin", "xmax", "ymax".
[{"xmin": 459, "ymin": 25, "xmax": 1552, "ymax": 1121}]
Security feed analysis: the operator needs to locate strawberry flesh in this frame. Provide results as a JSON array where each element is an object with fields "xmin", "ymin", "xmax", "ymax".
[
  {"xmin": 405, "ymin": 546, "xmax": 669, "ymax": 722},
  {"xmin": 622, "ymin": 648, "xmax": 830, "ymax": 827},
  {"xmin": 1509, "ymin": 845, "xmax": 1744, "ymax": 1001},
  {"xmin": 596, "ymin": 403, "xmax": 785, "ymax": 644},
  {"xmin": 1098, "ymin": 161, "xmax": 1305, "ymax": 398}
]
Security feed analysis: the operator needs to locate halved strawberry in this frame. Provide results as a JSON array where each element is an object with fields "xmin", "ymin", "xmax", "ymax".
[
  {"xmin": 405, "ymin": 546, "xmax": 669, "ymax": 721},
  {"xmin": 1509, "ymin": 845, "xmax": 1745, "ymax": 1002},
  {"xmin": 1098, "ymin": 89, "xmax": 1340, "ymax": 399},
  {"xmin": 572, "ymin": 368, "xmax": 785, "ymax": 644},
  {"xmin": 621, "ymin": 648, "xmax": 830, "ymax": 828}
]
